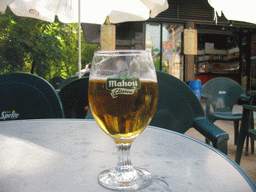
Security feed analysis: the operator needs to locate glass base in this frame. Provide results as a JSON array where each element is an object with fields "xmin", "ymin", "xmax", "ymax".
[{"xmin": 98, "ymin": 167, "xmax": 152, "ymax": 191}]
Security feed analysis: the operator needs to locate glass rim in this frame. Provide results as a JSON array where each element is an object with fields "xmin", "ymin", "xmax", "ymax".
[{"xmin": 94, "ymin": 50, "xmax": 151, "ymax": 56}]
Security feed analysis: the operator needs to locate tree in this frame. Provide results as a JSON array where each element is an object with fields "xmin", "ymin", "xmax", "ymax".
[{"xmin": 0, "ymin": 8, "xmax": 99, "ymax": 81}]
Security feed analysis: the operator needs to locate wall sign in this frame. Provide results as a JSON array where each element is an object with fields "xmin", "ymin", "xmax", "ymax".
[
  {"xmin": 101, "ymin": 25, "xmax": 116, "ymax": 50},
  {"xmin": 184, "ymin": 29, "xmax": 198, "ymax": 55}
]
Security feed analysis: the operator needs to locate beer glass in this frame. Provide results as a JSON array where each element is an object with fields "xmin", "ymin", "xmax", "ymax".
[{"xmin": 88, "ymin": 50, "xmax": 158, "ymax": 191}]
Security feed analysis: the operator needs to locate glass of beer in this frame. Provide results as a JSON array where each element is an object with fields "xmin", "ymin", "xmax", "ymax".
[{"xmin": 88, "ymin": 50, "xmax": 158, "ymax": 191}]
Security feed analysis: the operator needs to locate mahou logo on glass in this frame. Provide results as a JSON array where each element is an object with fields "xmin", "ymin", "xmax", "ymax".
[{"xmin": 106, "ymin": 77, "xmax": 141, "ymax": 98}]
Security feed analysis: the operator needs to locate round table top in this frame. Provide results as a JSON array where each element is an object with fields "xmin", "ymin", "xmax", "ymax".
[{"xmin": 0, "ymin": 119, "xmax": 255, "ymax": 192}]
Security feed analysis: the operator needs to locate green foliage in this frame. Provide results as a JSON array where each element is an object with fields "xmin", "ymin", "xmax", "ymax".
[
  {"xmin": 153, "ymin": 57, "xmax": 160, "ymax": 70},
  {"xmin": 0, "ymin": 8, "xmax": 99, "ymax": 81},
  {"xmin": 153, "ymin": 57, "xmax": 168, "ymax": 73}
]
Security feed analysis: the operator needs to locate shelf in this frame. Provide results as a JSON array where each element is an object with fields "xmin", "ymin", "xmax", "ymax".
[
  {"xmin": 196, "ymin": 46, "xmax": 240, "ymax": 75},
  {"xmin": 196, "ymin": 72, "xmax": 239, "ymax": 75}
]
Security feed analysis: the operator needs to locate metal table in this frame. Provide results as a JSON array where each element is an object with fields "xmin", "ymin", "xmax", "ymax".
[{"xmin": 0, "ymin": 119, "xmax": 255, "ymax": 192}]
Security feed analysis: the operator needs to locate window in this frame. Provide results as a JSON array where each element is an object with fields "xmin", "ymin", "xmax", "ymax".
[{"xmin": 145, "ymin": 23, "xmax": 184, "ymax": 80}]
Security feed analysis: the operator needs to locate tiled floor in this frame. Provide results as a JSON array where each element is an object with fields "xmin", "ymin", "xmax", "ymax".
[{"xmin": 185, "ymin": 104, "xmax": 256, "ymax": 183}]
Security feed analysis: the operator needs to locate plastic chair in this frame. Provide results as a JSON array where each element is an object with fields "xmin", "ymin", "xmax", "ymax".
[
  {"xmin": 202, "ymin": 77, "xmax": 250, "ymax": 145},
  {"xmin": 0, "ymin": 72, "xmax": 64, "ymax": 120},
  {"xmin": 49, "ymin": 76, "xmax": 64, "ymax": 89},
  {"xmin": 57, "ymin": 72, "xmax": 90, "ymax": 90},
  {"xmin": 57, "ymin": 76, "xmax": 79, "ymax": 91},
  {"xmin": 235, "ymin": 104, "xmax": 256, "ymax": 165},
  {"xmin": 58, "ymin": 76, "xmax": 89, "ymax": 118},
  {"xmin": 150, "ymin": 71, "xmax": 229, "ymax": 154}
]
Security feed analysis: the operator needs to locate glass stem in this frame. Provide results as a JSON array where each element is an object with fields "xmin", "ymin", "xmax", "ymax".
[
  {"xmin": 116, "ymin": 143, "xmax": 132, "ymax": 168},
  {"xmin": 113, "ymin": 142, "xmax": 139, "ymax": 183}
]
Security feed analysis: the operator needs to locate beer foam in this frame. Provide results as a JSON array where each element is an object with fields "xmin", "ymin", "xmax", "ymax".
[
  {"xmin": 89, "ymin": 65, "xmax": 157, "ymax": 82},
  {"xmin": 89, "ymin": 75, "xmax": 157, "ymax": 82}
]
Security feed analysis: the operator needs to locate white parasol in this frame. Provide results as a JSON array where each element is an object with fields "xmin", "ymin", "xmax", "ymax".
[
  {"xmin": 208, "ymin": 0, "xmax": 256, "ymax": 24},
  {"xmin": 0, "ymin": 0, "xmax": 169, "ymax": 77}
]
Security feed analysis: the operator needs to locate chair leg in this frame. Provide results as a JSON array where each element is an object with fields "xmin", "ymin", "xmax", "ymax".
[
  {"xmin": 249, "ymin": 110, "xmax": 255, "ymax": 154},
  {"xmin": 251, "ymin": 137, "xmax": 255, "ymax": 154},
  {"xmin": 245, "ymin": 136, "xmax": 249, "ymax": 156},
  {"xmin": 234, "ymin": 121, "xmax": 239, "ymax": 145},
  {"xmin": 235, "ymin": 129, "xmax": 247, "ymax": 165}
]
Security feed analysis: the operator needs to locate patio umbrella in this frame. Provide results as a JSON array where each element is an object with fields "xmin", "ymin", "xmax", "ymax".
[
  {"xmin": 208, "ymin": 0, "xmax": 256, "ymax": 24},
  {"xmin": 0, "ymin": 0, "xmax": 169, "ymax": 77}
]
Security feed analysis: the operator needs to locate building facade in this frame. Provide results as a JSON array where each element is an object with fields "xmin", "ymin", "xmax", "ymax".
[{"xmin": 82, "ymin": 0, "xmax": 256, "ymax": 91}]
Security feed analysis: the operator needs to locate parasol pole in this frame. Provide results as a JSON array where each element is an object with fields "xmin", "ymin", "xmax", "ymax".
[{"xmin": 78, "ymin": 0, "xmax": 81, "ymax": 78}]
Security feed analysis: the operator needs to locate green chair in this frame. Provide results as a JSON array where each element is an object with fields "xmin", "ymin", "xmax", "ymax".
[
  {"xmin": 49, "ymin": 76, "xmax": 64, "ymax": 89},
  {"xmin": 57, "ymin": 75, "xmax": 79, "ymax": 92},
  {"xmin": 0, "ymin": 72, "xmax": 64, "ymax": 120},
  {"xmin": 202, "ymin": 77, "xmax": 250, "ymax": 145},
  {"xmin": 58, "ymin": 76, "xmax": 89, "ymax": 118},
  {"xmin": 57, "ymin": 72, "xmax": 90, "ymax": 91},
  {"xmin": 235, "ymin": 104, "xmax": 256, "ymax": 165},
  {"xmin": 150, "ymin": 71, "xmax": 229, "ymax": 154}
]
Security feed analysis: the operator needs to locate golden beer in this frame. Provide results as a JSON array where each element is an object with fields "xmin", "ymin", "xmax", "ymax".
[{"xmin": 89, "ymin": 79, "xmax": 158, "ymax": 143}]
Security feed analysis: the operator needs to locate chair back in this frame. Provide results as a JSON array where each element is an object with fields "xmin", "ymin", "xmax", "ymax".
[
  {"xmin": 57, "ymin": 76, "xmax": 79, "ymax": 91},
  {"xmin": 0, "ymin": 72, "xmax": 64, "ymax": 120},
  {"xmin": 58, "ymin": 76, "xmax": 89, "ymax": 118},
  {"xmin": 150, "ymin": 71, "xmax": 204, "ymax": 133},
  {"xmin": 57, "ymin": 72, "xmax": 90, "ymax": 91},
  {"xmin": 49, "ymin": 76, "xmax": 64, "ymax": 89},
  {"xmin": 202, "ymin": 77, "xmax": 244, "ymax": 113}
]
